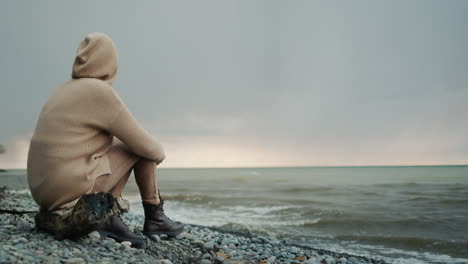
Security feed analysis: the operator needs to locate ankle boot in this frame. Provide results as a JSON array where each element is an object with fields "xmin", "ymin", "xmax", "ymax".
[
  {"xmin": 97, "ymin": 213, "xmax": 146, "ymax": 248},
  {"xmin": 142, "ymin": 199, "xmax": 184, "ymax": 238},
  {"xmin": 156, "ymin": 189, "xmax": 183, "ymax": 226}
]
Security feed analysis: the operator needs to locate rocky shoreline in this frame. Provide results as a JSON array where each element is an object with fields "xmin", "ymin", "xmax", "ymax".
[{"xmin": 0, "ymin": 187, "xmax": 387, "ymax": 264}]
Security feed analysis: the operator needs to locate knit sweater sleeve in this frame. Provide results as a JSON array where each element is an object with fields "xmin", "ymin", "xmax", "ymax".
[
  {"xmin": 107, "ymin": 105, "xmax": 166, "ymax": 162},
  {"xmin": 93, "ymin": 83, "xmax": 165, "ymax": 162}
]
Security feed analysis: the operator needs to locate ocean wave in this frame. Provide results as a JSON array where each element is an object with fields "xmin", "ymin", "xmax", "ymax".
[
  {"xmin": 404, "ymin": 196, "xmax": 435, "ymax": 201},
  {"xmin": 374, "ymin": 182, "xmax": 421, "ymax": 188},
  {"xmin": 161, "ymin": 194, "xmax": 306, "ymax": 216},
  {"xmin": 336, "ymin": 235, "xmax": 440, "ymax": 246},
  {"xmin": 226, "ymin": 204, "xmax": 300, "ymax": 215},
  {"xmin": 439, "ymin": 199, "xmax": 468, "ymax": 204},
  {"xmin": 161, "ymin": 193, "xmax": 317, "ymax": 211},
  {"xmin": 335, "ymin": 235, "xmax": 468, "ymax": 258},
  {"xmin": 162, "ymin": 193, "xmax": 215, "ymax": 203},
  {"xmin": 217, "ymin": 218, "xmax": 321, "ymax": 231},
  {"xmin": 278, "ymin": 198, "xmax": 333, "ymax": 206},
  {"xmin": 401, "ymin": 197, "xmax": 468, "ymax": 204},
  {"xmin": 302, "ymin": 218, "xmax": 433, "ymax": 229},
  {"xmin": 448, "ymin": 185, "xmax": 468, "ymax": 191},
  {"xmin": 217, "ymin": 222, "xmax": 271, "ymax": 235},
  {"xmin": 273, "ymin": 186, "xmax": 337, "ymax": 193},
  {"xmin": 231, "ymin": 177, "xmax": 248, "ymax": 183},
  {"xmin": 398, "ymin": 190, "xmax": 425, "ymax": 195}
]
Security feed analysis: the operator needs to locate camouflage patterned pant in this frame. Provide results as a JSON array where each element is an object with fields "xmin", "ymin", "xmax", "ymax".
[{"xmin": 35, "ymin": 192, "xmax": 130, "ymax": 240}]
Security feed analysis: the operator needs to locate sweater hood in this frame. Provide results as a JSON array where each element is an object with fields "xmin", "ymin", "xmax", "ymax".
[{"xmin": 72, "ymin": 32, "xmax": 118, "ymax": 85}]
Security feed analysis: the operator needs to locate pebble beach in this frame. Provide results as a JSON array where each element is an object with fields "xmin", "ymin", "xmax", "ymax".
[{"xmin": 0, "ymin": 187, "xmax": 386, "ymax": 264}]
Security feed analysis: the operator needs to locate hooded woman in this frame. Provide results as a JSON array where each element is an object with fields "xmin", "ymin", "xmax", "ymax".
[{"xmin": 27, "ymin": 32, "xmax": 184, "ymax": 246}]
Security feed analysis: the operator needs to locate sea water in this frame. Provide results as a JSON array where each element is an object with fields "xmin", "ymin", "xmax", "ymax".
[{"xmin": 123, "ymin": 166, "xmax": 468, "ymax": 263}]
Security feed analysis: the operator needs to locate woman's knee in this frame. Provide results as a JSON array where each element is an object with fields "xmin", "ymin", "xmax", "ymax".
[{"xmin": 135, "ymin": 157, "xmax": 157, "ymax": 169}]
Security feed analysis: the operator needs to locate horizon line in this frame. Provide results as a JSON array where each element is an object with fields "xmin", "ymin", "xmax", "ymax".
[
  {"xmin": 163, "ymin": 164, "xmax": 468, "ymax": 169},
  {"xmin": 2, "ymin": 164, "xmax": 468, "ymax": 171}
]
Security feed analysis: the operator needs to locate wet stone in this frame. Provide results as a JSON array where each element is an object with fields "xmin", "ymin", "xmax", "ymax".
[
  {"xmin": 203, "ymin": 241, "xmax": 214, "ymax": 250},
  {"xmin": 151, "ymin": 234, "xmax": 161, "ymax": 242},
  {"xmin": 62, "ymin": 257, "xmax": 86, "ymax": 264}
]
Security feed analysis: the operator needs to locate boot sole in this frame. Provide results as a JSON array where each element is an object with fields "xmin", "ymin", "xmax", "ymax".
[
  {"xmin": 143, "ymin": 226, "xmax": 185, "ymax": 238},
  {"xmin": 97, "ymin": 230, "xmax": 146, "ymax": 248}
]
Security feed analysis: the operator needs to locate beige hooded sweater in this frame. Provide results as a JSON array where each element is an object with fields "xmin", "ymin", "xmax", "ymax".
[{"xmin": 27, "ymin": 32, "xmax": 165, "ymax": 211}]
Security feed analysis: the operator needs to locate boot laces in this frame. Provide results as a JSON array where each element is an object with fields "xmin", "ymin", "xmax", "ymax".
[
  {"xmin": 156, "ymin": 199, "xmax": 176, "ymax": 222},
  {"xmin": 152, "ymin": 198, "xmax": 165, "ymax": 212}
]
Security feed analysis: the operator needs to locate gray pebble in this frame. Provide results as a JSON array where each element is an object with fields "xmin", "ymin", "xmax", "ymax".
[
  {"xmin": 176, "ymin": 232, "xmax": 198, "ymax": 240},
  {"xmin": 88, "ymin": 231, "xmax": 101, "ymax": 240},
  {"xmin": 22, "ymin": 255, "xmax": 36, "ymax": 262},
  {"xmin": 62, "ymin": 257, "xmax": 86, "ymax": 264},
  {"xmin": 121, "ymin": 241, "xmax": 132, "ymax": 247},
  {"xmin": 3, "ymin": 245, "xmax": 17, "ymax": 251},
  {"xmin": 14, "ymin": 244, "xmax": 25, "ymax": 250},
  {"xmin": 203, "ymin": 241, "xmax": 214, "ymax": 250},
  {"xmin": 151, "ymin": 234, "xmax": 161, "ymax": 242}
]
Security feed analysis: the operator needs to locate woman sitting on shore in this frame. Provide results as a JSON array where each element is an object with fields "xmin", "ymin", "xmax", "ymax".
[{"xmin": 26, "ymin": 32, "xmax": 184, "ymax": 247}]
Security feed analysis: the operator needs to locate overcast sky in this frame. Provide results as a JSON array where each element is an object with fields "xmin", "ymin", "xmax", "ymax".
[{"xmin": 1, "ymin": 1, "xmax": 468, "ymax": 168}]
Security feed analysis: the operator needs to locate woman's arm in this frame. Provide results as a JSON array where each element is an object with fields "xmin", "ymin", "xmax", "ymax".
[
  {"xmin": 88, "ymin": 80, "xmax": 165, "ymax": 163},
  {"xmin": 106, "ymin": 105, "xmax": 166, "ymax": 163}
]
